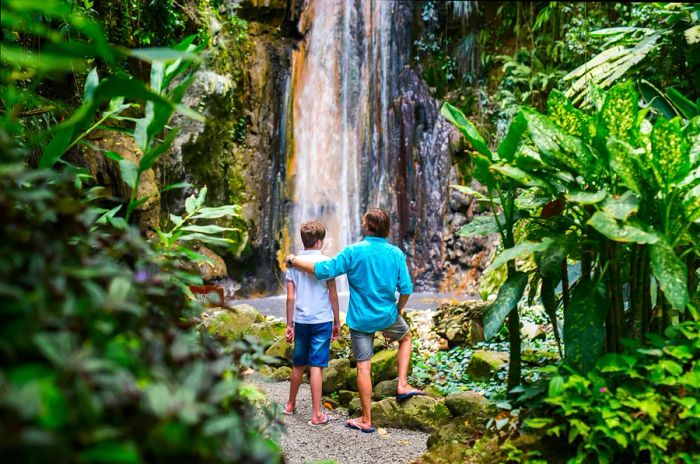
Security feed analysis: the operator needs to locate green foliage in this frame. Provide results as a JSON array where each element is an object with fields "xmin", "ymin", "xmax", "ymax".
[
  {"xmin": 526, "ymin": 322, "xmax": 700, "ymax": 464},
  {"xmin": 0, "ymin": 160, "xmax": 281, "ymax": 463}
]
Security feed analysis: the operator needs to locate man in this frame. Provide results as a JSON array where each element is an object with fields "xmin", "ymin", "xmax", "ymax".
[{"xmin": 285, "ymin": 208, "xmax": 423, "ymax": 433}]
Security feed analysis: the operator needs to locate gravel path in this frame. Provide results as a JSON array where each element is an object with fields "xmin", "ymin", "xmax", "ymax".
[{"xmin": 251, "ymin": 375, "xmax": 429, "ymax": 464}]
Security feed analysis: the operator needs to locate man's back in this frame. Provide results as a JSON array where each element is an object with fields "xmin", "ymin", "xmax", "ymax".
[{"xmin": 315, "ymin": 236, "xmax": 413, "ymax": 332}]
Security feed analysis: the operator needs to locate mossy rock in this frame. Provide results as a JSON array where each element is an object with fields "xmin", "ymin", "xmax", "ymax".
[
  {"xmin": 206, "ymin": 304, "xmax": 264, "ymax": 341},
  {"xmin": 413, "ymin": 443, "xmax": 471, "ymax": 464},
  {"xmin": 370, "ymin": 396, "xmax": 450, "ymax": 432},
  {"xmin": 444, "ymin": 391, "xmax": 489, "ymax": 417},
  {"xmin": 347, "ymin": 368, "xmax": 358, "ymax": 390},
  {"xmin": 249, "ymin": 319, "xmax": 286, "ymax": 346},
  {"xmin": 265, "ymin": 338, "xmax": 292, "ymax": 363},
  {"xmin": 373, "ymin": 336, "xmax": 387, "ymax": 353},
  {"xmin": 322, "ymin": 358, "xmax": 351, "ymax": 394},
  {"xmin": 321, "ymin": 396, "xmax": 340, "ymax": 409},
  {"xmin": 373, "ymin": 379, "xmax": 398, "ymax": 401},
  {"xmin": 338, "ymin": 390, "xmax": 358, "ymax": 406},
  {"xmin": 370, "ymin": 349, "xmax": 398, "ymax": 383},
  {"xmin": 258, "ymin": 365, "xmax": 275, "ymax": 378},
  {"xmin": 466, "ymin": 350, "xmax": 508, "ymax": 380},
  {"xmin": 426, "ymin": 416, "xmax": 485, "ymax": 449},
  {"xmin": 348, "ymin": 397, "xmax": 362, "ymax": 416},
  {"xmin": 271, "ymin": 366, "xmax": 291, "ymax": 381},
  {"xmin": 424, "ymin": 385, "xmax": 446, "ymax": 398}
]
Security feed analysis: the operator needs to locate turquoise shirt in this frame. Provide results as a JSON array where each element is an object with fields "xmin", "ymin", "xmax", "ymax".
[{"xmin": 314, "ymin": 236, "xmax": 413, "ymax": 333}]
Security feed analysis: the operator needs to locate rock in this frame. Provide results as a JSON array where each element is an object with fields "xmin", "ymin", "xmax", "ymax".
[
  {"xmin": 466, "ymin": 350, "xmax": 508, "ymax": 380},
  {"xmin": 522, "ymin": 349, "xmax": 560, "ymax": 365},
  {"xmin": 424, "ymin": 385, "xmax": 446, "ymax": 398},
  {"xmin": 520, "ymin": 320, "xmax": 540, "ymax": 341},
  {"xmin": 265, "ymin": 338, "xmax": 293, "ymax": 362},
  {"xmin": 371, "ymin": 349, "xmax": 398, "ymax": 383},
  {"xmin": 444, "ymin": 391, "xmax": 489, "ymax": 417},
  {"xmin": 249, "ymin": 319, "xmax": 286, "ymax": 346},
  {"xmin": 271, "ymin": 366, "xmax": 291, "ymax": 381},
  {"xmin": 373, "ymin": 379, "xmax": 399, "ymax": 400},
  {"xmin": 348, "ymin": 397, "xmax": 362, "ymax": 416},
  {"xmin": 370, "ymin": 396, "xmax": 450, "ymax": 432},
  {"xmin": 373, "ymin": 336, "xmax": 387, "ymax": 353},
  {"xmin": 338, "ymin": 390, "xmax": 358, "ymax": 406},
  {"xmin": 322, "ymin": 358, "xmax": 352, "ymax": 394},
  {"xmin": 258, "ymin": 365, "xmax": 274, "ymax": 378},
  {"xmin": 347, "ymin": 369, "xmax": 358, "ymax": 390},
  {"xmin": 206, "ymin": 304, "xmax": 265, "ymax": 340},
  {"xmin": 433, "ymin": 300, "xmax": 489, "ymax": 347},
  {"xmin": 196, "ymin": 246, "xmax": 228, "ymax": 281},
  {"xmin": 413, "ymin": 443, "xmax": 470, "ymax": 464}
]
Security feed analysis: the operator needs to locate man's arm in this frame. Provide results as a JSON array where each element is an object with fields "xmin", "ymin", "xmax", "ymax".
[
  {"xmin": 397, "ymin": 294, "xmax": 410, "ymax": 315},
  {"xmin": 286, "ymin": 254, "xmax": 317, "ymax": 276},
  {"xmin": 286, "ymin": 247, "xmax": 352, "ymax": 280},
  {"xmin": 327, "ymin": 279, "xmax": 341, "ymax": 340},
  {"xmin": 285, "ymin": 281, "xmax": 295, "ymax": 343}
]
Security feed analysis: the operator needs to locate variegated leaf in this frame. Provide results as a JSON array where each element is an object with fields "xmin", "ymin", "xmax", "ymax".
[
  {"xmin": 547, "ymin": 89, "xmax": 587, "ymax": 139},
  {"xmin": 607, "ymin": 138, "xmax": 647, "ymax": 194},
  {"xmin": 650, "ymin": 239, "xmax": 689, "ymax": 310},
  {"xmin": 588, "ymin": 211, "xmax": 658, "ymax": 244},
  {"xmin": 652, "ymin": 117, "xmax": 690, "ymax": 185},
  {"xmin": 599, "ymin": 80, "xmax": 638, "ymax": 141}
]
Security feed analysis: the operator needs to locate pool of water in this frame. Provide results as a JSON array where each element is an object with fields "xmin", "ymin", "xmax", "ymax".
[{"xmin": 229, "ymin": 292, "xmax": 471, "ymax": 319}]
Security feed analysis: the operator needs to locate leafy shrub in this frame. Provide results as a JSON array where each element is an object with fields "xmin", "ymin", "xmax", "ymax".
[
  {"xmin": 525, "ymin": 322, "xmax": 700, "ymax": 463},
  {"xmin": 0, "ymin": 151, "xmax": 280, "ymax": 463}
]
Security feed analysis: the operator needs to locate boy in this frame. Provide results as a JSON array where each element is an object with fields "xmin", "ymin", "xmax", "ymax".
[{"xmin": 283, "ymin": 220, "xmax": 340, "ymax": 426}]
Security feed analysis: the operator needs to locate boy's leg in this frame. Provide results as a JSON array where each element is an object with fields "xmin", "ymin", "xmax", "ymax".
[
  {"xmin": 308, "ymin": 322, "xmax": 333, "ymax": 424},
  {"xmin": 287, "ymin": 323, "xmax": 311, "ymax": 413},
  {"xmin": 287, "ymin": 365, "xmax": 306, "ymax": 412},
  {"xmin": 348, "ymin": 329, "xmax": 375, "ymax": 430}
]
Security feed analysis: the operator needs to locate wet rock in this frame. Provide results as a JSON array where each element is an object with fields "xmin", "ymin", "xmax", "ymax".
[
  {"xmin": 196, "ymin": 246, "xmax": 228, "ymax": 281},
  {"xmin": 205, "ymin": 304, "xmax": 265, "ymax": 340},
  {"xmin": 371, "ymin": 349, "xmax": 399, "ymax": 383},
  {"xmin": 370, "ymin": 396, "xmax": 450, "ymax": 432},
  {"xmin": 271, "ymin": 365, "xmax": 291, "ymax": 381},
  {"xmin": 373, "ymin": 379, "xmax": 399, "ymax": 401},
  {"xmin": 322, "ymin": 358, "xmax": 351, "ymax": 394},
  {"xmin": 265, "ymin": 338, "xmax": 292, "ymax": 362},
  {"xmin": 347, "ymin": 397, "xmax": 362, "ymax": 416},
  {"xmin": 466, "ymin": 350, "xmax": 508, "ymax": 380},
  {"xmin": 444, "ymin": 391, "xmax": 490, "ymax": 417},
  {"xmin": 433, "ymin": 300, "xmax": 488, "ymax": 347},
  {"xmin": 338, "ymin": 390, "xmax": 358, "ymax": 406}
]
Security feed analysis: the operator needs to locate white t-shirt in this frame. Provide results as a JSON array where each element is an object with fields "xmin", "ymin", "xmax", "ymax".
[{"xmin": 285, "ymin": 250, "xmax": 333, "ymax": 324}]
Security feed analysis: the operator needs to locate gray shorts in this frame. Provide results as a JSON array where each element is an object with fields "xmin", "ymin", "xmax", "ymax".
[{"xmin": 350, "ymin": 315, "xmax": 410, "ymax": 362}]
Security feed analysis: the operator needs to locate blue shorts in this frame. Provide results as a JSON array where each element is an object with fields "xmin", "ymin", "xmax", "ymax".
[{"xmin": 293, "ymin": 321, "xmax": 332, "ymax": 367}]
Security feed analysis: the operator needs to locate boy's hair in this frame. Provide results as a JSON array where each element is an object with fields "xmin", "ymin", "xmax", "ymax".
[
  {"xmin": 300, "ymin": 221, "xmax": 326, "ymax": 248},
  {"xmin": 363, "ymin": 208, "xmax": 390, "ymax": 238}
]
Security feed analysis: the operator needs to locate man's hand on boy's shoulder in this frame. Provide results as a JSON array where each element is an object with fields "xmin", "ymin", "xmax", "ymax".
[
  {"xmin": 285, "ymin": 254, "xmax": 296, "ymax": 268},
  {"xmin": 285, "ymin": 325, "xmax": 294, "ymax": 343}
]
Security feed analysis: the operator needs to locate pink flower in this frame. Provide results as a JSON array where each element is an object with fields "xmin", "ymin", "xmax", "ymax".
[{"xmin": 599, "ymin": 387, "xmax": 607, "ymax": 393}]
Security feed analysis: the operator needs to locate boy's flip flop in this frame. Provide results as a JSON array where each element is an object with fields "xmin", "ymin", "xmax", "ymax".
[
  {"xmin": 308, "ymin": 413, "xmax": 334, "ymax": 427},
  {"xmin": 396, "ymin": 390, "xmax": 425, "ymax": 401},
  {"xmin": 282, "ymin": 403, "xmax": 296, "ymax": 415},
  {"xmin": 345, "ymin": 418, "xmax": 376, "ymax": 433}
]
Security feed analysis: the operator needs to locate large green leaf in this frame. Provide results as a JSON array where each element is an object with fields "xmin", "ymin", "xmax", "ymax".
[
  {"xmin": 473, "ymin": 153, "xmax": 497, "ymax": 190},
  {"xmin": 534, "ymin": 239, "xmax": 565, "ymax": 280},
  {"xmin": 651, "ymin": 117, "xmax": 690, "ymax": 185},
  {"xmin": 483, "ymin": 272, "xmax": 528, "ymax": 340},
  {"xmin": 601, "ymin": 190, "xmax": 639, "ymax": 220},
  {"xmin": 118, "ymin": 159, "xmax": 138, "ymax": 190},
  {"xmin": 491, "ymin": 164, "xmax": 552, "ymax": 190},
  {"xmin": 639, "ymin": 80, "xmax": 676, "ymax": 120},
  {"xmin": 650, "ymin": 239, "xmax": 689, "ymax": 310},
  {"xmin": 191, "ymin": 205, "xmax": 242, "ymax": 220},
  {"xmin": 599, "ymin": 80, "xmax": 638, "ymax": 142},
  {"xmin": 666, "ymin": 88, "xmax": 698, "ymax": 120},
  {"xmin": 566, "ymin": 189, "xmax": 607, "ymax": 205},
  {"xmin": 487, "ymin": 239, "xmax": 553, "ymax": 273},
  {"xmin": 441, "ymin": 102, "xmax": 492, "ymax": 159},
  {"xmin": 497, "ymin": 112, "xmax": 526, "ymax": 162},
  {"xmin": 457, "ymin": 214, "xmax": 503, "ymax": 237},
  {"xmin": 607, "ymin": 138, "xmax": 647, "ymax": 194},
  {"xmin": 588, "ymin": 212, "xmax": 658, "ymax": 244},
  {"xmin": 564, "ymin": 280, "xmax": 607, "ymax": 372},
  {"xmin": 546, "ymin": 89, "xmax": 587, "ymax": 139}
]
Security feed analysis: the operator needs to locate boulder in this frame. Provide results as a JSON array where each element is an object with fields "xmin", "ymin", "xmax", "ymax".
[
  {"xmin": 370, "ymin": 396, "xmax": 450, "ymax": 432},
  {"xmin": 433, "ymin": 300, "xmax": 488, "ymax": 347},
  {"xmin": 206, "ymin": 304, "xmax": 265, "ymax": 340},
  {"xmin": 249, "ymin": 319, "xmax": 286, "ymax": 346},
  {"xmin": 444, "ymin": 391, "xmax": 490, "ymax": 417},
  {"xmin": 346, "ymin": 369, "xmax": 358, "ymax": 390},
  {"xmin": 265, "ymin": 338, "xmax": 292, "ymax": 362},
  {"xmin": 347, "ymin": 397, "xmax": 362, "ymax": 416},
  {"xmin": 424, "ymin": 385, "xmax": 446, "ymax": 398},
  {"xmin": 196, "ymin": 246, "xmax": 228, "ymax": 281},
  {"xmin": 258, "ymin": 365, "xmax": 274, "ymax": 378},
  {"xmin": 338, "ymin": 390, "xmax": 358, "ymax": 406},
  {"xmin": 321, "ymin": 396, "xmax": 340, "ymax": 410},
  {"xmin": 413, "ymin": 443, "xmax": 471, "ymax": 464},
  {"xmin": 373, "ymin": 336, "xmax": 387, "ymax": 353},
  {"xmin": 466, "ymin": 350, "xmax": 508, "ymax": 380},
  {"xmin": 271, "ymin": 366, "xmax": 291, "ymax": 381},
  {"xmin": 371, "ymin": 349, "xmax": 398, "ymax": 383},
  {"xmin": 322, "ymin": 358, "xmax": 351, "ymax": 394},
  {"xmin": 373, "ymin": 379, "xmax": 398, "ymax": 401}
]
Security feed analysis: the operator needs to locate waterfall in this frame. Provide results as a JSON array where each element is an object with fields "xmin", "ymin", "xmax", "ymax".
[{"xmin": 285, "ymin": 0, "xmax": 451, "ymax": 291}]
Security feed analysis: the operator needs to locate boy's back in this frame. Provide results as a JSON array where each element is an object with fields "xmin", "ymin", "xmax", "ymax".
[{"xmin": 285, "ymin": 250, "xmax": 333, "ymax": 324}]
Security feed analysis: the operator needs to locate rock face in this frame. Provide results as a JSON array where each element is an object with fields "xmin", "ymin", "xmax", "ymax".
[
  {"xmin": 466, "ymin": 350, "xmax": 509, "ymax": 380},
  {"xmin": 433, "ymin": 300, "xmax": 489, "ymax": 347},
  {"xmin": 370, "ymin": 396, "xmax": 450, "ymax": 432}
]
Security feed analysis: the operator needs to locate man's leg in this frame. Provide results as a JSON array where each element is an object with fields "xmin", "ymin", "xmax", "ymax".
[
  {"xmin": 286, "ymin": 365, "xmax": 305, "ymax": 412},
  {"xmin": 356, "ymin": 360, "xmax": 373, "ymax": 426},
  {"xmin": 309, "ymin": 366, "xmax": 323, "ymax": 422},
  {"xmin": 384, "ymin": 315, "xmax": 422, "ymax": 395}
]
